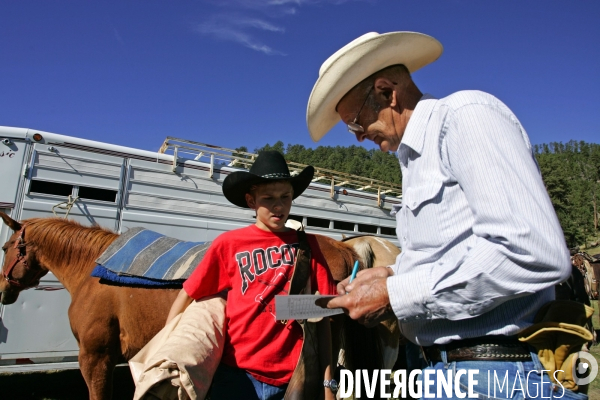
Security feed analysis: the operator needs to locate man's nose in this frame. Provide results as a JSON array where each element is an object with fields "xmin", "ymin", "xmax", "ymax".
[{"xmin": 354, "ymin": 130, "xmax": 367, "ymax": 142}]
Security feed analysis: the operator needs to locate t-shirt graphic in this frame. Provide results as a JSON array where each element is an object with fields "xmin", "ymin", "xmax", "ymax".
[
  {"xmin": 235, "ymin": 243, "xmax": 298, "ymax": 295},
  {"xmin": 236, "ymin": 243, "xmax": 298, "ymax": 318},
  {"xmin": 255, "ymin": 265, "xmax": 288, "ymax": 318}
]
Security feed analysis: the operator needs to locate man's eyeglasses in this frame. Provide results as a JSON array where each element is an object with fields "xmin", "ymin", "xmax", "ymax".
[{"xmin": 347, "ymin": 86, "xmax": 374, "ymax": 134}]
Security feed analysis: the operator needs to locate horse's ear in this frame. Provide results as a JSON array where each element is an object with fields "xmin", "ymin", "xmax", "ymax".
[{"xmin": 0, "ymin": 212, "xmax": 22, "ymax": 232}]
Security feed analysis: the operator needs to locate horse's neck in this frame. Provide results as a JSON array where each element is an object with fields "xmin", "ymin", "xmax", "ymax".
[
  {"xmin": 37, "ymin": 241, "xmax": 111, "ymax": 294},
  {"xmin": 39, "ymin": 258, "xmax": 89, "ymax": 294}
]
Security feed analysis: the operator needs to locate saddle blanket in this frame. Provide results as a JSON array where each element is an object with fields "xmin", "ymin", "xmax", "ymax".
[{"xmin": 91, "ymin": 227, "xmax": 211, "ymax": 287}]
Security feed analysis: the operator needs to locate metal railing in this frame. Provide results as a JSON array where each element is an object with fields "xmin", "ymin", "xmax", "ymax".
[{"xmin": 158, "ymin": 136, "xmax": 402, "ymax": 205}]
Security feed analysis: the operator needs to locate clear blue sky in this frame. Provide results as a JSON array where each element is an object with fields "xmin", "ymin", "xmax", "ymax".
[{"xmin": 1, "ymin": 1, "xmax": 598, "ymax": 153}]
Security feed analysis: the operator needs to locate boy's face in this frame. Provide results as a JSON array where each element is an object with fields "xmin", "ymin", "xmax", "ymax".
[{"xmin": 245, "ymin": 181, "xmax": 293, "ymax": 232}]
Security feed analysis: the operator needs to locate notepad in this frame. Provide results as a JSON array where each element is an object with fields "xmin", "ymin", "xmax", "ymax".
[{"xmin": 275, "ymin": 294, "xmax": 344, "ymax": 320}]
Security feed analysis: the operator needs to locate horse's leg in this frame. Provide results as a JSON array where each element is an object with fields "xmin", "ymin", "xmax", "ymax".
[
  {"xmin": 70, "ymin": 288, "xmax": 121, "ymax": 400},
  {"xmin": 78, "ymin": 346, "xmax": 118, "ymax": 400}
]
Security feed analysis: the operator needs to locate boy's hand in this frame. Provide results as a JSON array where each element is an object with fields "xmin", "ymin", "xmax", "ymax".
[{"xmin": 316, "ymin": 267, "xmax": 395, "ymax": 327}]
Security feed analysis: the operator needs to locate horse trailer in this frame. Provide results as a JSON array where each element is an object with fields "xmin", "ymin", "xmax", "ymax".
[{"xmin": 0, "ymin": 125, "xmax": 401, "ymax": 373}]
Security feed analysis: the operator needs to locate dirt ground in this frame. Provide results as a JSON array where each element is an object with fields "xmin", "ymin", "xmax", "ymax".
[{"xmin": 0, "ymin": 365, "xmax": 134, "ymax": 400}]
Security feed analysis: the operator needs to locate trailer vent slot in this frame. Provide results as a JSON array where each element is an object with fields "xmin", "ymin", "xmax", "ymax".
[
  {"xmin": 306, "ymin": 217, "xmax": 330, "ymax": 229},
  {"xmin": 334, "ymin": 221, "xmax": 354, "ymax": 231},
  {"xmin": 287, "ymin": 215, "xmax": 303, "ymax": 223},
  {"xmin": 380, "ymin": 226, "xmax": 396, "ymax": 236},
  {"xmin": 78, "ymin": 187, "xmax": 118, "ymax": 203},
  {"xmin": 358, "ymin": 224, "xmax": 378, "ymax": 234},
  {"xmin": 30, "ymin": 180, "xmax": 72, "ymax": 197}
]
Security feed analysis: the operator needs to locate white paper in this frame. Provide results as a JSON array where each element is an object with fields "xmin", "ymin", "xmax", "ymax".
[{"xmin": 275, "ymin": 295, "xmax": 344, "ymax": 320}]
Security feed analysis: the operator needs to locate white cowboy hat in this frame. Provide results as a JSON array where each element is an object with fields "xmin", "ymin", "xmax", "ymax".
[{"xmin": 306, "ymin": 31, "xmax": 443, "ymax": 142}]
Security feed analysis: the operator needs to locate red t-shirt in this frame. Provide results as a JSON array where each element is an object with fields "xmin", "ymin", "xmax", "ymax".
[{"xmin": 183, "ymin": 225, "xmax": 337, "ymax": 386}]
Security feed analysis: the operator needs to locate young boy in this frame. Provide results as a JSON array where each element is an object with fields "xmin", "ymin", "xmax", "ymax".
[{"xmin": 167, "ymin": 151, "xmax": 337, "ymax": 400}]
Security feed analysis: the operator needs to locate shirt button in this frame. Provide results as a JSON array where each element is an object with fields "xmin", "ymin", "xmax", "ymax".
[{"xmin": 412, "ymin": 201, "xmax": 417, "ymax": 207}]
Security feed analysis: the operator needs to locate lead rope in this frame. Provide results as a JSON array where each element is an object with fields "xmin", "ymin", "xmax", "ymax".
[{"xmin": 52, "ymin": 195, "xmax": 79, "ymax": 218}]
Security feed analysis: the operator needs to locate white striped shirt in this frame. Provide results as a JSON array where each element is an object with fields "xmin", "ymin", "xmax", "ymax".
[{"xmin": 388, "ymin": 91, "xmax": 571, "ymax": 346}]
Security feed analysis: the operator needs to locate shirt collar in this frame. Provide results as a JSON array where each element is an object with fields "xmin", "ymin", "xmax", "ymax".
[{"xmin": 397, "ymin": 93, "xmax": 438, "ymax": 157}]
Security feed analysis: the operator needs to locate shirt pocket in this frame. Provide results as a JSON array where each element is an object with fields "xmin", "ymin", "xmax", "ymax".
[
  {"xmin": 402, "ymin": 182, "xmax": 448, "ymax": 251},
  {"xmin": 403, "ymin": 183, "xmax": 443, "ymax": 214}
]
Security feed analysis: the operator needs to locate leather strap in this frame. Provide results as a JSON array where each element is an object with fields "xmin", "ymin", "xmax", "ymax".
[
  {"xmin": 285, "ymin": 230, "xmax": 325, "ymax": 400},
  {"xmin": 2, "ymin": 225, "xmax": 44, "ymax": 289},
  {"xmin": 288, "ymin": 230, "xmax": 311, "ymax": 296}
]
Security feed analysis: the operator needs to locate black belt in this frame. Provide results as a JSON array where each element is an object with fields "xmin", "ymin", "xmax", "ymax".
[{"xmin": 422, "ymin": 335, "xmax": 532, "ymax": 362}]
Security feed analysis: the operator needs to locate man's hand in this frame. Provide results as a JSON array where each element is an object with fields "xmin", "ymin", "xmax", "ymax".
[{"xmin": 317, "ymin": 267, "xmax": 395, "ymax": 327}]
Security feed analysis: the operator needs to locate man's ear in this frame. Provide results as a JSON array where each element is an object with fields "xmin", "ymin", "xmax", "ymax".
[
  {"xmin": 374, "ymin": 76, "xmax": 399, "ymax": 108},
  {"xmin": 245, "ymin": 193, "xmax": 255, "ymax": 209},
  {"xmin": 374, "ymin": 77, "xmax": 399, "ymax": 108}
]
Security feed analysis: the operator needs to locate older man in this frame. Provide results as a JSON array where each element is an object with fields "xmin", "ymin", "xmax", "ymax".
[{"xmin": 310, "ymin": 32, "xmax": 576, "ymax": 398}]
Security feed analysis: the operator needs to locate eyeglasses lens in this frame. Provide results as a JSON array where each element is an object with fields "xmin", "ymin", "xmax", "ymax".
[
  {"xmin": 346, "ymin": 86, "xmax": 373, "ymax": 135},
  {"xmin": 347, "ymin": 121, "xmax": 364, "ymax": 133}
]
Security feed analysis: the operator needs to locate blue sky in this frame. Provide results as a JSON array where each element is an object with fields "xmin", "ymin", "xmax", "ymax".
[{"xmin": 1, "ymin": 1, "xmax": 598, "ymax": 153}]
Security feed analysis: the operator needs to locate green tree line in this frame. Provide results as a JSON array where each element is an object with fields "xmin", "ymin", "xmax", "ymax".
[
  {"xmin": 239, "ymin": 140, "xmax": 600, "ymax": 248},
  {"xmin": 237, "ymin": 141, "xmax": 402, "ymax": 185},
  {"xmin": 534, "ymin": 141, "xmax": 600, "ymax": 248}
]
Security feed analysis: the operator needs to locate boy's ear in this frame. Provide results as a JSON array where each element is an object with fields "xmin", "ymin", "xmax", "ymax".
[{"xmin": 245, "ymin": 193, "xmax": 255, "ymax": 209}]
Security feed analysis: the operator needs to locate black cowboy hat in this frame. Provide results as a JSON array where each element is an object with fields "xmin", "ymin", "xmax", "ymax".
[{"xmin": 223, "ymin": 151, "xmax": 314, "ymax": 209}]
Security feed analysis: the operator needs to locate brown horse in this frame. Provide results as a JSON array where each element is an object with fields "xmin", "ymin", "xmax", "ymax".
[
  {"xmin": 0, "ymin": 213, "xmax": 394, "ymax": 399},
  {"xmin": 0, "ymin": 213, "xmax": 180, "ymax": 400}
]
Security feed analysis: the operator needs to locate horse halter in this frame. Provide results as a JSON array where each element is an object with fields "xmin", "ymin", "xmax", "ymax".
[{"xmin": 2, "ymin": 226, "xmax": 43, "ymax": 290}]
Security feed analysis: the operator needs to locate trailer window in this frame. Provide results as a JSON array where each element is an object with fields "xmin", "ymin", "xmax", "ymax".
[
  {"xmin": 380, "ymin": 226, "xmax": 396, "ymax": 236},
  {"xmin": 30, "ymin": 180, "xmax": 73, "ymax": 197},
  {"xmin": 306, "ymin": 217, "xmax": 330, "ymax": 229},
  {"xmin": 358, "ymin": 224, "xmax": 378, "ymax": 234},
  {"xmin": 334, "ymin": 220, "xmax": 354, "ymax": 231},
  {"xmin": 78, "ymin": 186, "xmax": 118, "ymax": 203},
  {"xmin": 287, "ymin": 214, "xmax": 303, "ymax": 223}
]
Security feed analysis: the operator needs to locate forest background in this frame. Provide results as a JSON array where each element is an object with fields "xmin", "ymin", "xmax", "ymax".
[{"xmin": 238, "ymin": 140, "xmax": 600, "ymax": 249}]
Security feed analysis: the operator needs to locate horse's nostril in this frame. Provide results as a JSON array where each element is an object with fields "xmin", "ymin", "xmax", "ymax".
[{"xmin": 0, "ymin": 291, "xmax": 18, "ymax": 305}]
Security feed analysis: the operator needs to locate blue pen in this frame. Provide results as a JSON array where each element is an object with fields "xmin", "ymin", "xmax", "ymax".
[{"xmin": 349, "ymin": 260, "xmax": 359, "ymax": 284}]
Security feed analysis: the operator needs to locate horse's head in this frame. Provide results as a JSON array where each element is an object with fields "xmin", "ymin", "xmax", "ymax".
[{"xmin": 0, "ymin": 212, "xmax": 47, "ymax": 304}]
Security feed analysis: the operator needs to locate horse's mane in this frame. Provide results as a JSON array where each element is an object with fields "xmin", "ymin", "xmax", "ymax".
[
  {"xmin": 341, "ymin": 234, "xmax": 383, "ymax": 270},
  {"xmin": 24, "ymin": 218, "xmax": 118, "ymax": 269},
  {"xmin": 348, "ymin": 238, "xmax": 376, "ymax": 270}
]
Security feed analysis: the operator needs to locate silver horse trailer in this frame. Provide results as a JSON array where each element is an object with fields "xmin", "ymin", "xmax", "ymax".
[{"xmin": 0, "ymin": 126, "xmax": 401, "ymax": 373}]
